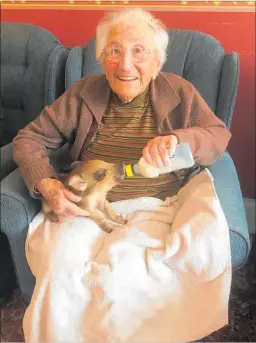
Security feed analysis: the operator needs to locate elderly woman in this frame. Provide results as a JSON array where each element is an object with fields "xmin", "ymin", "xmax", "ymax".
[
  {"xmin": 13, "ymin": 9, "xmax": 231, "ymax": 216},
  {"xmin": 14, "ymin": 8, "xmax": 232, "ymax": 343}
]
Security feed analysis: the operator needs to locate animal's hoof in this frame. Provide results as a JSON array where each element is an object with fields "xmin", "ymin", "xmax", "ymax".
[
  {"xmin": 47, "ymin": 212, "xmax": 59, "ymax": 223},
  {"xmin": 164, "ymin": 195, "xmax": 178, "ymax": 206},
  {"xmin": 102, "ymin": 225, "xmax": 114, "ymax": 233},
  {"xmin": 102, "ymin": 220, "xmax": 125, "ymax": 233},
  {"xmin": 99, "ymin": 220, "xmax": 114, "ymax": 233},
  {"xmin": 115, "ymin": 214, "xmax": 127, "ymax": 224}
]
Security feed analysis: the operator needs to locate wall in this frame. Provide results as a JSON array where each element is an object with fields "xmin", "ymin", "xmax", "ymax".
[{"xmin": 2, "ymin": 8, "xmax": 255, "ymax": 198}]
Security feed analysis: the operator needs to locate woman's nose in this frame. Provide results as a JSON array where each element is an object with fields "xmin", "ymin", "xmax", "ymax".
[{"xmin": 118, "ymin": 52, "xmax": 133, "ymax": 71}]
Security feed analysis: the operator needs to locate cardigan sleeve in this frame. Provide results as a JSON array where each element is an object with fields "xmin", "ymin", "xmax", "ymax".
[
  {"xmin": 167, "ymin": 86, "xmax": 232, "ymax": 166},
  {"xmin": 13, "ymin": 88, "xmax": 79, "ymax": 197}
]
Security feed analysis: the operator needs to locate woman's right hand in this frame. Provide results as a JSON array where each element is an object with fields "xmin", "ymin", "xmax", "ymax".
[
  {"xmin": 143, "ymin": 135, "xmax": 178, "ymax": 168},
  {"xmin": 36, "ymin": 178, "xmax": 91, "ymax": 220}
]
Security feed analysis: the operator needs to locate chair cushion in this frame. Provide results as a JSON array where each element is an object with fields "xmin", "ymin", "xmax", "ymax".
[
  {"xmin": 162, "ymin": 29, "xmax": 224, "ymax": 112},
  {"xmin": 208, "ymin": 152, "xmax": 250, "ymax": 269}
]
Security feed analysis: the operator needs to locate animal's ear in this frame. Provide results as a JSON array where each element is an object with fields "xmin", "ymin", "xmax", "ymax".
[
  {"xmin": 68, "ymin": 175, "xmax": 88, "ymax": 191},
  {"xmin": 71, "ymin": 161, "xmax": 82, "ymax": 170}
]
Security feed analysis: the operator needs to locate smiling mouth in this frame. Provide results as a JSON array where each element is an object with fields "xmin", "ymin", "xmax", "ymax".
[{"xmin": 117, "ymin": 76, "xmax": 137, "ymax": 81}]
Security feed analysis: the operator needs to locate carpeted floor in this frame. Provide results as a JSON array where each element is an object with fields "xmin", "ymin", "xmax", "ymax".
[{"xmin": 1, "ymin": 238, "xmax": 255, "ymax": 342}]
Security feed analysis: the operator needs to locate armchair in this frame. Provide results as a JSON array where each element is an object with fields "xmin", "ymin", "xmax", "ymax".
[
  {"xmin": 0, "ymin": 22, "xmax": 70, "ymax": 301},
  {"xmin": 1, "ymin": 28, "xmax": 250, "ymax": 304},
  {"xmin": 65, "ymin": 29, "xmax": 250, "ymax": 268}
]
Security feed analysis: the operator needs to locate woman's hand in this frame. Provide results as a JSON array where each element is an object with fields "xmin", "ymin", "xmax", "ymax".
[
  {"xmin": 143, "ymin": 135, "xmax": 178, "ymax": 168},
  {"xmin": 36, "ymin": 178, "xmax": 90, "ymax": 220}
]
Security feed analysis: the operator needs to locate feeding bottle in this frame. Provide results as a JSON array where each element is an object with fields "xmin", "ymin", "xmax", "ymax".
[{"xmin": 125, "ymin": 142, "xmax": 195, "ymax": 178}]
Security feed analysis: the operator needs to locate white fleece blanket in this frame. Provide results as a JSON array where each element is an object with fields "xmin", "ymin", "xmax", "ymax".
[{"xmin": 23, "ymin": 169, "xmax": 232, "ymax": 343}]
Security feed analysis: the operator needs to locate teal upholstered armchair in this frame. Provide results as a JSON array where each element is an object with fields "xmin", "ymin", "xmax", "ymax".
[
  {"xmin": 65, "ymin": 29, "xmax": 250, "ymax": 269},
  {"xmin": 1, "ymin": 28, "xmax": 250, "ymax": 304}
]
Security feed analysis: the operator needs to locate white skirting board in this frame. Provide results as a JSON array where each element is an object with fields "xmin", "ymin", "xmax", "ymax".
[{"xmin": 244, "ymin": 198, "xmax": 256, "ymax": 235}]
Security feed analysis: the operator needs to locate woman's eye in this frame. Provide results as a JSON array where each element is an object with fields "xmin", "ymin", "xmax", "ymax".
[
  {"xmin": 94, "ymin": 170, "xmax": 106, "ymax": 181},
  {"xmin": 112, "ymin": 48, "xmax": 120, "ymax": 56},
  {"xmin": 133, "ymin": 47, "xmax": 144, "ymax": 55}
]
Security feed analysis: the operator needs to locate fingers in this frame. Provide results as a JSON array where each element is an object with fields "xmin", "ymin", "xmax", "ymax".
[
  {"xmin": 149, "ymin": 141, "xmax": 164, "ymax": 168},
  {"xmin": 53, "ymin": 190, "xmax": 90, "ymax": 217},
  {"xmin": 65, "ymin": 200, "xmax": 91, "ymax": 217},
  {"xmin": 39, "ymin": 179, "xmax": 90, "ymax": 219},
  {"xmin": 167, "ymin": 135, "xmax": 178, "ymax": 157},
  {"xmin": 143, "ymin": 137, "xmax": 163, "ymax": 167},
  {"xmin": 159, "ymin": 139, "xmax": 170, "ymax": 166},
  {"xmin": 143, "ymin": 146, "xmax": 153, "ymax": 165},
  {"xmin": 143, "ymin": 141, "xmax": 164, "ymax": 168},
  {"xmin": 62, "ymin": 187, "xmax": 83, "ymax": 202},
  {"xmin": 143, "ymin": 135, "xmax": 178, "ymax": 168},
  {"xmin": 62, "ymin": 187, "xmax": 90, "ymax": 216},
  {"xmin": 51, "ymin": 204, "xmax": 91, "ymax": 223}
]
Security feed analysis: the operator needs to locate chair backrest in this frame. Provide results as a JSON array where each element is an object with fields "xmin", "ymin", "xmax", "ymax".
[
  {"xmin": 65, "ymin": 29, "xmax": 239, "ymax": 128},
  {"xmin": 0, "ymin": 22, "xmax": 70, "ymax": 146}
]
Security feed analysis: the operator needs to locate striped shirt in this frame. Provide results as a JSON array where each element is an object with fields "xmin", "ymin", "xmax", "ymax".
[{"xmin": 82, "ymin": 87, "xmax": 184, "ymax": 201}]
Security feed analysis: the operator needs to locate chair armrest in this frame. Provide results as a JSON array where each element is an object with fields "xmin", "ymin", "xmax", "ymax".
[
  {"xmin": 0, "ymin": 168, "xmax": 41, "ymax": 303},
  {"xmin": 0, "ymin": 143, "xmax": 70, "ymax": 234},
  {"xmin": 208, "ymin": 151, "xmax": 250, "ymax": 269},
  {"xmin": 216, "ymin": 52, "xmax": 240, "ymax": 129},
  {"xmin": 0, "ymin": 168, "xmax": 41, "ymax": 237},
  {"xmin": 0, "ymin": 142, "xmax": 17, "ymax": 181}
]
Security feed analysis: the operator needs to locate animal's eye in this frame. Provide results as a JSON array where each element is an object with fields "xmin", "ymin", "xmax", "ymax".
[{"xmin": 94, "ymin": 169, "xmax": 106, "ymax": 181}]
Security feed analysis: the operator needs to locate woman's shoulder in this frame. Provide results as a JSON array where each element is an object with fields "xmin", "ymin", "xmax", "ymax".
[
  {"xmin": 159, "ymin": 72, "xmax": 194, "ymax": 91},
  {"xmin": 66, "ymin": 74, "xmax": 109, "ymax": 102},
  {"xmin": 68, "ymin": 74, "xmax": 107, "ymax": 94}
]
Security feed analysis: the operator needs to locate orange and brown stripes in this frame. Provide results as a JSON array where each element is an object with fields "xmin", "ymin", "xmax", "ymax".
[{"xmin": 81, "ymin": 88, "xmax": 181, "ymax": 201}]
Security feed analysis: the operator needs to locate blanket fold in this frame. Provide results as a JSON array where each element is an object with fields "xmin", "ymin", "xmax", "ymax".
[{"xmin": 23, "ymin": 169, "xmax": 231, "ymax": 343}]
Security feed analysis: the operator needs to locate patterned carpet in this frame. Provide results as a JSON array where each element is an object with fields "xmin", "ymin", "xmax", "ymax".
[{"xmin": 1, "ymin": 238, "xmax": 255, "ymax": 342}]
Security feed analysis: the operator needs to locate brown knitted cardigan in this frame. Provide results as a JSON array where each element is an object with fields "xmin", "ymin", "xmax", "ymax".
[{"xmin": 13, "ymin": 72, "xmax": 232, "ymax": 196}]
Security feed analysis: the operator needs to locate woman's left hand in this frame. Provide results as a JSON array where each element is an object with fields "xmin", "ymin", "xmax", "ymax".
[{"xmin": 143, "ymin": 135, "xmax": 178, "ymax": 168}]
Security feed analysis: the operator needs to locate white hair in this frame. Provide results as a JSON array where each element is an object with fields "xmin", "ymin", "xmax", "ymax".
[{"xmin": 95, "ymin": 8, "xmax": 169, "ymax": 71}]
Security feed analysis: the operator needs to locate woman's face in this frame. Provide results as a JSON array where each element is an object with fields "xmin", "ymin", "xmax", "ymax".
[{"xmin": 102, "ymin": 23, "xmax": 159, "ymax": 104}]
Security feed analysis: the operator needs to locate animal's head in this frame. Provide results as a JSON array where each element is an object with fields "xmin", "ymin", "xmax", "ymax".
[{"xmin": 66, "ymin": 159, "xmax": 125, "ymax": 195}]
